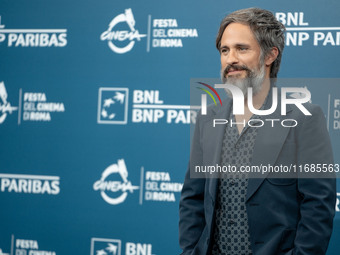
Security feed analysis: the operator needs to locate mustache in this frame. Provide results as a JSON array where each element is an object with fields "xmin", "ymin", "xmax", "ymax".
[{"xmin": 223, "ymin": 64, "xmax": 251, "ymax": 77}]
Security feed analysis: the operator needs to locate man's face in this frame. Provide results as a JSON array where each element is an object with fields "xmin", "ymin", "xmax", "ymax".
[{"xmin": 219, "ymin": 22, "xmax": 265, "ymax": 97}]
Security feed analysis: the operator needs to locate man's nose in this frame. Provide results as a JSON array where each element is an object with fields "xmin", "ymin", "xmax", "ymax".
[{"xmin": 226, "ymin": 50, "xmax": 238, "ymax": 65}]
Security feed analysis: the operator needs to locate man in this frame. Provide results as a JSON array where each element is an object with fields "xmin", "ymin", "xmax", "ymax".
[{"xmin": 179, "ymin": 8, "xmax": 336, "ymax": 255}]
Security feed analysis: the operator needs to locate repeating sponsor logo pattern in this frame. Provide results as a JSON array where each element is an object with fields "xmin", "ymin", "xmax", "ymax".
[
  {"xmin": 275, "ymin": 12, "xmax": 340, "ymax": 46},
  {"xmin": 93, "ymin": 159, "xmax": 139, "ymax": 205},
  {"xmin": 100, "ymin": 9, "xmax": 146, "ymax": 54},
  {"xmin": 97, "ymin": 88, "xmax": 129, "ymax": 124},
  {"xmin": 91, "ymin": 238, "xmax": 121, "ymax": 255},
  {"xmin": 92, "ymin": 159, "xmax": 183, "ymax": 205},
  {"xmin": 91, "ymin": 238, "xmax": 154, "ymax": 255},
  {"xmin": 0, "ymin": 16, "xmax": 67, "ymax": 47},
  {"xmin": 0, "ymin": 81, "xmax": 66, "ymax": 125},
  {"xmin": 0, "ymin": 236, "xmax": 56, "ymax": 255},
  {"xmin": 0, "ymin": 173, "xmax": 60, "ymax": 195},
  {"xmin": 100, "ymin": 8, "xmax": 199, "ymax": 54},
  {"xmin": 97, "ymin": 87, "xmax": 198, "ymax": 125},
  {"xmin": 0, "ymin": 81, "xmax": 18, "ymax": 124}
]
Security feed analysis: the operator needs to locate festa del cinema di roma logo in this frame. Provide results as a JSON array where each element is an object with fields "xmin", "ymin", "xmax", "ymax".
[
  {"xmin": 0, "ymin": 81, "xmax": 17, "ymax": 124},
  {"xmin": 100, "ymin": 8, "xmax": 146, "ymax": 54},
  {"xmin": 93, "ymin": 159, "xmax": 139, "ymax": 205}
]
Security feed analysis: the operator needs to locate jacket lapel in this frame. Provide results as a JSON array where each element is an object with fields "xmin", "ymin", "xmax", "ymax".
[
  {"xmin": 206, "ymin": 89, "xmax": 295, "ymax": 202},
  {"xmin": 246, "ymin": 91, "xmax": 293, "ymax": 202},
  {"xmin": 208, "ymin": 99, "xmax": 232, "ymax": 202}
]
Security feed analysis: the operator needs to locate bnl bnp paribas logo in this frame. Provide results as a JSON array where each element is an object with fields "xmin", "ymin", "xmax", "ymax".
[
  {"xmin": 91, "ymin": 238, "xmax": 121, "ymax": 255},
  {"xmin": 100, "ymin": 8, "xmax": 146, "ymax": 54},
  {"xmin": 93, "ymin": 159, "xmax": 139, "ymax": 205},
  {"xmin": 274, "ymin": 12, "xmax": 340, "ymax": 46},
  {"xmin": 97, "ymin": 87, "xmax": 197, "ymax": 125},
  {"xmin": 97, "ymin": 88, "xmax": 129, "ymax": 124},
  {"xmin": 0, "ymin": 81, "xmax": 18, "ymax": 124},
  {"xmin": 91, "ymin": 238, "xmax": 154, "ymax": 255}
]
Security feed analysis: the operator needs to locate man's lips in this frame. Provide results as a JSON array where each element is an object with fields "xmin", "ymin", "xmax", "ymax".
[
  {"xmin": 227, "ymin": 69, "xmax": 244, "ymax": 75},
  {"xmin": 223, "ymin": 65, "xmax": 249, "ymax": 77}
]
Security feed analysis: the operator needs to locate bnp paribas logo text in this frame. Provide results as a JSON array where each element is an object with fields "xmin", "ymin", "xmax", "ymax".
[
  {"xmin": 0, "ymin": 16, "xmax": 67, "ymax": 47},
  {"xmin": 100, "ymin": 8, "xmax": 146, "ymax": 54}
]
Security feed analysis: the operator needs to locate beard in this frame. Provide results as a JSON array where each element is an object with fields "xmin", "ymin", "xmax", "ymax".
[{"xmin": 221, "ymin": 63, "xmax": 265, "ymax": 99}]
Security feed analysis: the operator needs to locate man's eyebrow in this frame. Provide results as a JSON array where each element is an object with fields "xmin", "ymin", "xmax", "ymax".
[
  {"xmin": 235, "ymin": 43, "xmax": 250, "ymax": 48},
  {"xmin": 220, "ymin": 43, "xmax": 251, "ymax": 49}
]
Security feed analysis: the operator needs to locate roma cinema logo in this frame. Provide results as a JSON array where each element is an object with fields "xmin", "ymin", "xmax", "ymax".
[{"xmin": 100, "ymin": 8, "xmax": 146, "ymax": 54}]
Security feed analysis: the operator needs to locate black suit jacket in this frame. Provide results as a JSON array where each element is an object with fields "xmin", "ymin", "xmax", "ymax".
[{"xmin": 179, "ymin": 92, "xmax": 336, "ymax": 255}]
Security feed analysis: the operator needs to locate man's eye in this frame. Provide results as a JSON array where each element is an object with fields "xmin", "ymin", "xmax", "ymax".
[
  {"xmin": 239, "ymin": 47, "xmax": 248, "ymax": 51},
  {"xmin": 221, "ymin": 48, "xmax": 228, "ymax": 54}
]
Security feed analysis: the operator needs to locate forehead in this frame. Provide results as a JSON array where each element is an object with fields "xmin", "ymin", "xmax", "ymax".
[{"xmin": 220, "ymin": 22, "xmax": 259, "ymax": 46}]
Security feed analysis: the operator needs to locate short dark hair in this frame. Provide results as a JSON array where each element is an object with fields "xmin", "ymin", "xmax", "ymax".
[{"xmin": 216, "ymin": 7, "xmax": 286, "ymax": 78}]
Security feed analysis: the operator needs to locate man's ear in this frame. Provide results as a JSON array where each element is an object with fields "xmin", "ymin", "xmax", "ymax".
[{"xmin": 265, "ymin": 47, "xmax": 279, "ymax": 66}]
